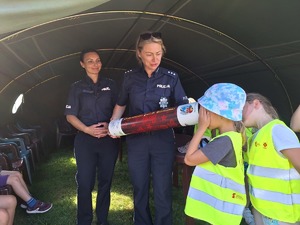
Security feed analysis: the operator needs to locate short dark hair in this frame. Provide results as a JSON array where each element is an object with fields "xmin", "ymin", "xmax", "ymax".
[{"xmin": 79, "ymin": 48, "xmax": 100, "ymax": 62}]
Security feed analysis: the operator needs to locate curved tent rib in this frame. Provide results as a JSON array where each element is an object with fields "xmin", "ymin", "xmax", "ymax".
[{"xmin": 0, "ymin": 0, "xmax": 299, "ymax": 126}]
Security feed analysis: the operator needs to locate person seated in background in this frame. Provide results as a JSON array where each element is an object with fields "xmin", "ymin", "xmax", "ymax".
[
  {"xmin": 0, "ymin": 195, "xmax": 16, "ymax": 225},
  {"xmin": 290, "ymin": 105, "xmax": 300, "ymax": 132},
  {"xmin": 0, "ymin": 170, "xmax": 52, "ymax": 214}
]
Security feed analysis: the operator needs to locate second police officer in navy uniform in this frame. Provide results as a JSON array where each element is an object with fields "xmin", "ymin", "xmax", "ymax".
[
  {"xmin": 65, "ymin": 49, "xmax": 119, "ymax": 225},
  {"xmin": 111, "ymin": 32, "xmax": 188, "ymax": 225}
]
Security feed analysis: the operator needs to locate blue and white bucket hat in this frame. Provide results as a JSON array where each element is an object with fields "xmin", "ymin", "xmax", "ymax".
[{"xmin": 197, "ymin": 83, "xmax": 246, "ymax": 121}]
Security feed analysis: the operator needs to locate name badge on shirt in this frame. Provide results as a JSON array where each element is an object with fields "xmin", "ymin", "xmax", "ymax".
[{"xmin": 159, "ymin": 97, "xmax": 168, "ymax": 109}]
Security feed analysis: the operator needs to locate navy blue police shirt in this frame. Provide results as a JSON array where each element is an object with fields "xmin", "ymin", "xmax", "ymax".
[
  {"xmin": 64, "ymin": 75, "xmax": 117, "ymax": 126},
  {"xmin": 117, "ymin": 67, "xmax": 188, "ymax": 116}
]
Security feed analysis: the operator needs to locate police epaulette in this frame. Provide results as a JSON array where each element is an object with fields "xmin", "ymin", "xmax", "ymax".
[
  {"xmin": 72, "ymin": 80, "xmax": 82, "ymax": 85},
  {"xmin": 161, "ymin": 68, "xmax": 177, "ymax": 77},
  {"xmin": 106, "ymin": 78, "xmax": 114, "ymax": 82},
  {"xmin": 124, "ymin": 69, "xmax": 134, "ymax": 74}
]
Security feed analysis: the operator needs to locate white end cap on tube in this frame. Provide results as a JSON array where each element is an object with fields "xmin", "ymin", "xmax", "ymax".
[
  {"xmin": 108, "ymin": 118, "xmax": 126, "ymax": 136},
  {"xmin": 176, "ymin": 102, "xmax": 199, "ymax": 126}
]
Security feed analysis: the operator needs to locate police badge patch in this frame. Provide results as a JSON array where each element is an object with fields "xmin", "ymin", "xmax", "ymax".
[{"xmin": 159, "ymin": 97, "xmax": 168, "ymax": 109}]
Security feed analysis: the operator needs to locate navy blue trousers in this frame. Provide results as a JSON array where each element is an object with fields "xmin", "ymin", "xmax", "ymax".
[
  {"xmin": 74, "ymin": 132, "xmax": 119, "ymax": 225},
  {"xmin": 126, "ymin": 129, "xmax": 175, "ymax": 225}
]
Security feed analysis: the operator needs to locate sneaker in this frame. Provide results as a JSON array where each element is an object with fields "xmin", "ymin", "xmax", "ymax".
[
  {"xmin": 26, "ymin": 201, "xmax": 53, "ymax": 214},
  {"xmin": 20, "ymin": 203, "xmax": 27, "ymax": 209}
]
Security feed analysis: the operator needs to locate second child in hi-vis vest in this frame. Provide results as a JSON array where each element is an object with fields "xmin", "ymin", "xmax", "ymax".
[{"xmin": 243, "ymin": 93, "xmax": 300, "ymax": 225}]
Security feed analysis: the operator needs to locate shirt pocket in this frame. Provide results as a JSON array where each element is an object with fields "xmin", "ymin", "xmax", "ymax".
[
  {"xmin": 154, "ymin": 87, "xmax": 171, "ymax": 98},
  {"xmin": 97, "ymin": 89, "xmax": 113, "ymax": 106},
  {"xmin": 128, "ymin": 86, "xmax": 145, "ymax": 103},
  {"xmin": 154, "ymin": 88, "xmax": 171, "ymax": 108}
]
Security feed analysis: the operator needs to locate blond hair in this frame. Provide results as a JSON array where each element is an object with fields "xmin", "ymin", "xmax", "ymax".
[{"xmin": 135, "ymin": 33, "xmax": 166, "ymax": 65}]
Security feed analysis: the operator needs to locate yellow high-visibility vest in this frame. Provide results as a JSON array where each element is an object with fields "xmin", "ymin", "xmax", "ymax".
[
  {"xmin": 185, "ymin": 131, "xmax": 246, "ymax": 225},
  {"xmin": 243, "ymin": 127, "xmax": 254, "ymax": 164},
  {"xmin": 247, "ymin": 119, "xmax": 300, "ymax": 223}
]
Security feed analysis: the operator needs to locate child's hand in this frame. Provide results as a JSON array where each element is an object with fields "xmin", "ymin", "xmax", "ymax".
[{"xmin": 198, "ymin": 106, "xmax": 210, "ymax": 131}]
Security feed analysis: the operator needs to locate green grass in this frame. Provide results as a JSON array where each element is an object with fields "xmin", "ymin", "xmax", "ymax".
[{"xmin": 14, "ymin": 146, "xmax": 247, "ymax": 225}]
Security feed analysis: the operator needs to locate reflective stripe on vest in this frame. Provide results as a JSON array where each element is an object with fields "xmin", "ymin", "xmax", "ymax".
[
  {"xmin": 188, "ymin": 186, "xmax": 245, "ymax": 215},
  {"xmin": 248, "ymin": 165, "xmax": 300, "ymax": 181},
  {"xmin": 247, "ymin": 119, "xmax": 300, "ymax": 222},
  {"xmin": 250, "ymin": 186, "xmax": 300, "ymax": 205},
  {"xmin": 193, "ymin": 166, "xmax": 245, "ymax": 194},
  {"xmin": 185, "ymin": 131, "xmax": 246, "ymax": 225}
]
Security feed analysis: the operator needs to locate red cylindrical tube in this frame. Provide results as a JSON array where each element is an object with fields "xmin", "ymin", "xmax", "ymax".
[{"xmin": 109, "ymin": 102, "xmax": 199, "ymax": 136}]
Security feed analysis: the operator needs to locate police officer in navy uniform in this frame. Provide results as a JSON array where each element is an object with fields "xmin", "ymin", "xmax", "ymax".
[
  {"xmin": 111, "ymin": 32, "xmax": 188, "ymax": 225},
  {"xmin": 65, "ymin": 48, "xmax": 119, "ymax": 225}
]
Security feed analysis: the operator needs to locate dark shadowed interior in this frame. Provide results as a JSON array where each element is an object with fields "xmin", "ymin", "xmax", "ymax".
[{"xmin": 1, "ymin": 0, "xmax": 300, "ymax": 144}]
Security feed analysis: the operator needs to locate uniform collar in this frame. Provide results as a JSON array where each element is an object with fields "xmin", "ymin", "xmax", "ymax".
[
  {"xmin": 84, "ymin": 74, "xmax": 101, "ymax": 86},
  {"xmin": 139, "ymin": 66, "xmax": 160, "ymax": 78}
]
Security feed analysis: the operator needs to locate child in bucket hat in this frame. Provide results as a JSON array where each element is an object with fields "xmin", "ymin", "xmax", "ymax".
[
  {"xmin": 198, "ymin": 82, "xmax": 246, "ymax": 121},
  {"xmin": 184, "ymin": 83, "xmax": 248, "ymax": 225}
]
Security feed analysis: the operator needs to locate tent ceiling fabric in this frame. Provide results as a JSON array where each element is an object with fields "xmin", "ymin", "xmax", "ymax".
[
  {"xmin": 0, "ymin": 0, "xmax": 300, "ymax": 124},
  {"xmin": 0, "ymin": 0, "xmax": 109, "ymax": 34}
]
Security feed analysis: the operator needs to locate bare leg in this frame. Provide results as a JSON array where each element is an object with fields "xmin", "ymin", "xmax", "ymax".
[
  {"xmin": 1, "ymin": 170, "xmax": 30, "ymax": 193},
  {"xmin": 0, "ymin": 195, "xmax": 17, "ymax": 225},
  {"xmin": 3, "ymin": 171, "xmax": 32, "ymax": 202},
  {"xmin": 0, "ymin": 209, "xmax": 9, "ymax": 225}
]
